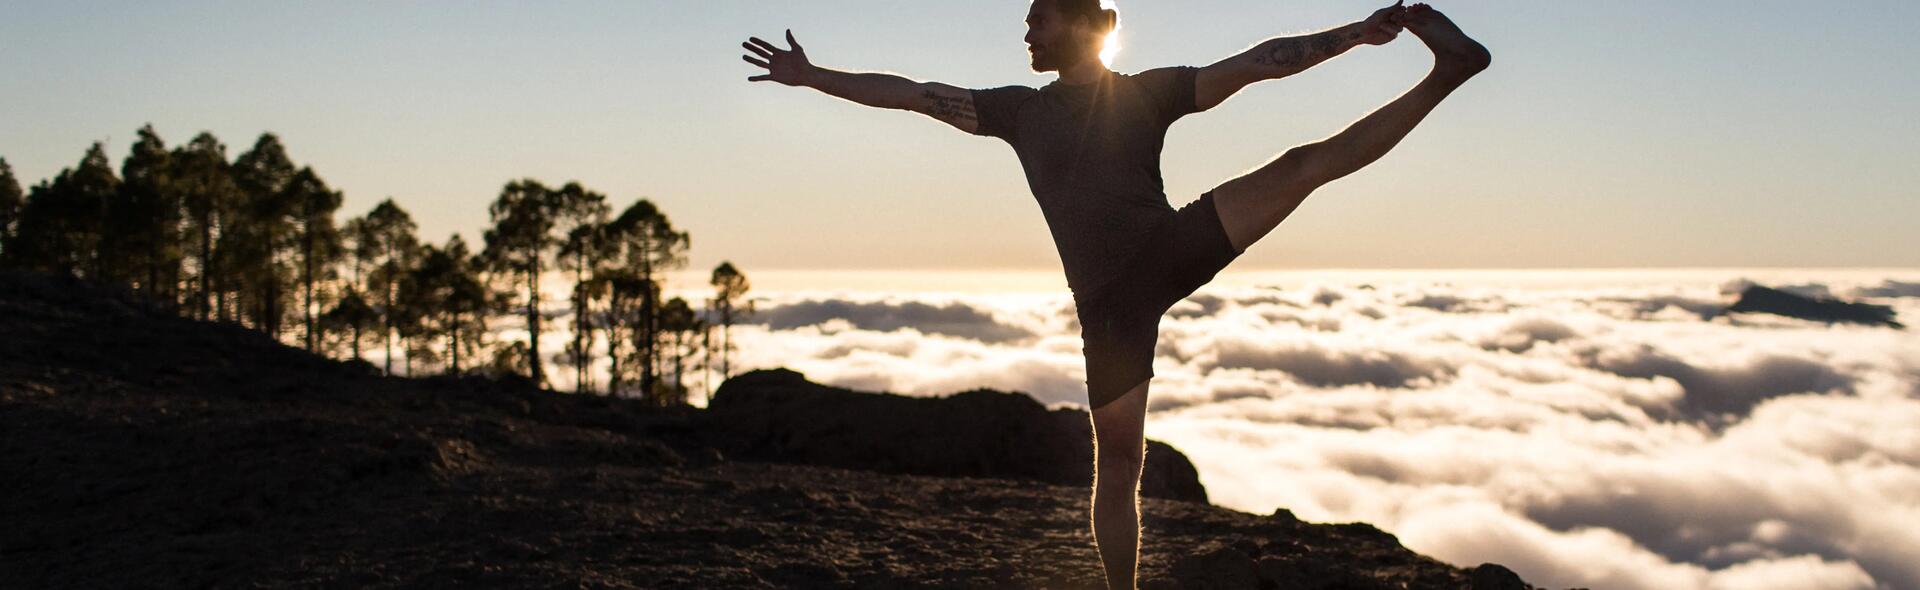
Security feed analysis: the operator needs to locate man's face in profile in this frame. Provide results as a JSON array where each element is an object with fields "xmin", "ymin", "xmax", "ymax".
[{"xmin": 1024, "ymin": 1, "xmax": 1094, "ymax": 73}]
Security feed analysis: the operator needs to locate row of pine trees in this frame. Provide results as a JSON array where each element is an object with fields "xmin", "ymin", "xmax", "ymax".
[{"xmin": 0, "ymin": 126, "xmax": 755, "ymax": 406}]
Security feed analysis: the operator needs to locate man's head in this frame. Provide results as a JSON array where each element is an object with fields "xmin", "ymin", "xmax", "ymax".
[{"xmin": 1025, "ymin": 0, "xmax": 1118, "ymax": 73}]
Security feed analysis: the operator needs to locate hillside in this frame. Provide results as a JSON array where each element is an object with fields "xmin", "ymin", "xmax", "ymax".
[{"xmin": 0, "ymin": 270, "xmax": 1554, "ymax": 589}]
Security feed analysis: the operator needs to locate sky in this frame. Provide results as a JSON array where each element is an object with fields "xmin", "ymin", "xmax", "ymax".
[
  {"xmin": 4, "ymin": 1, "xmax": 1919, "ymax": 278},
  {"xmin": 7, "ymin": 5, "xmax": 1920, "ymax": 587}
]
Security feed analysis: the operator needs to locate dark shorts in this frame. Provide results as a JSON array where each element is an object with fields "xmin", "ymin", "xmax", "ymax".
[{"xmin": 1074, "ymin": 190, "xmax": 1245, "ymax": 410}]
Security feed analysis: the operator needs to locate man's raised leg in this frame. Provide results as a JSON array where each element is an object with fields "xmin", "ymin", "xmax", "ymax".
[
  {"xmin": 1090, "ymin": 377, "xmax": 1150, "ymax": 590},
  {"xmin": 1212, "ymin": 3, "xmax": 1491, "ymax": 253}
]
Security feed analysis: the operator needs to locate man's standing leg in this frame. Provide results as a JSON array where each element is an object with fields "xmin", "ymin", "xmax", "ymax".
[
  {"xmin": 1211, "ymin": 4, "xmax": 1492, "ymax": 253},
  {"xmin": 1090, "ymin": 377, "xmax": 1150, "ymax": 590}
]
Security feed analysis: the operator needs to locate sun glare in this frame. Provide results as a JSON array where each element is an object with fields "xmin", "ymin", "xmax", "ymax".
[{"xmin": 1098, "ymin": 0, "xmax": 1121, "ymax": 67}]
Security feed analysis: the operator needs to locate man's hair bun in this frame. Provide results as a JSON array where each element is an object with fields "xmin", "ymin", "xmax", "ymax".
[{"xmin": 1056, "ymin": 0, "xmax": 1119, "ymax": 33}]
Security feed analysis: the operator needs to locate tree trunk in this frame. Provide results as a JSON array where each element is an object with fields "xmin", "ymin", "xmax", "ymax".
[
  {"xmin": 527, "ymin": 260, "xmax": 545, "ymax": 389},
  {"xmin": 606, "ymin": 290, "xmax": 623, "ymax": 397},
  {"xmin": 671, "ymin": 329, "xmax": 684, "ymax": 400},
  {"xmin": 304, "ymin": 233, "xmax": 317, "ymax": 352},
  {"xmin": 199, "ymin": 218, "xmax": 213, "ymax": 321},
  {"xmin": 640, "ymin": 284, "xmax": 655, "ymax": 403},
  {"xmin": 384, "ymin": 282, "xmax": 395, "ymax": 375},
  {"xmin": 702, "ymin": 320, "xmax": 713, "ymax": 405},
  {"xmin": 448, "ymin": 311, "xmax": 460, "ymax": 375}
]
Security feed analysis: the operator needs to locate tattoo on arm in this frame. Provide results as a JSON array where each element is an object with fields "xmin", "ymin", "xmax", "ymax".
[
  {"xmin": 1250, "ymin": 28, "xmax": 1360, "ymax": 75},
  {"xmin": 921, "ymin": 90, "xmax": 978, "ymax": 125}
]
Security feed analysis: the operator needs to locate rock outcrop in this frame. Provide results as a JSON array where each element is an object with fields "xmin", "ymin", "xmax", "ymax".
[{"xmin": 703, "ymin": 368, "xmax": 1208, "ymax": 503}]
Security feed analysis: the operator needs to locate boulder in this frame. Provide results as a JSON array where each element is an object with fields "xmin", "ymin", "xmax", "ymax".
[{"xmin": 704, "ymin": 368, "xmax": 1208, "ymax": 503}]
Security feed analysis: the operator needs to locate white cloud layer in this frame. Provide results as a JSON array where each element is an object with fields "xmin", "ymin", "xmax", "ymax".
[{"xmin": 510, "ymin": 271, "xmax": 1920, "ymax": 589}]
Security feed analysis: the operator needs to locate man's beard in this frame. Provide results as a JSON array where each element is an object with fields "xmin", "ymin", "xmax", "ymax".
[{"xmin": 1030, "ymin": 44, "xmax": 1085, "ymax": 73}]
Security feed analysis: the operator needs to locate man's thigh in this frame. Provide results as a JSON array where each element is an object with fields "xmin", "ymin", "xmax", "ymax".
[
  {"xmin": 1210, "ymin": 148, "xmax": 1321, "ymax": 254},
  {"xmin": 1078, "ymin": 288, "xmax": 1160, "ymax": 411}
]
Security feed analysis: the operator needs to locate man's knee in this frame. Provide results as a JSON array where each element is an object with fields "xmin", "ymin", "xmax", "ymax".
[{"xmin": 1095, "ymin": 439, "xmax": 1145, "ymax": 481}]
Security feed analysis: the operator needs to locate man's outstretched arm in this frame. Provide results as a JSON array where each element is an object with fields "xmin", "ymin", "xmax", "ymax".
[
  {"xmin": 1195, "ymin": 1, "xmax": 1407, "ymax": 111},
  {"xmin": 743, "ymin": 30, "xmax": 982, "ymax": 134}
]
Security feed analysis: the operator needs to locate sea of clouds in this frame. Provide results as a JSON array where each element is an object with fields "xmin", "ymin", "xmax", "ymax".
[{"xmin": 702, "ymin": 270, "xmax": 1920, "ymax": 590}]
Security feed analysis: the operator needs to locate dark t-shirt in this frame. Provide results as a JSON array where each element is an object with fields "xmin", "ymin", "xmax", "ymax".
[{"xmin": 971, "ymin": 66, "xmax": 1202, "ymax": 298}]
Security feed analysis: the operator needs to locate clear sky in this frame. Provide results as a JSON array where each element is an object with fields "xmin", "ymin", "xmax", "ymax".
[{"xmin": 4, "ymin": 1, "xmax": 1917, "ymax": 274}]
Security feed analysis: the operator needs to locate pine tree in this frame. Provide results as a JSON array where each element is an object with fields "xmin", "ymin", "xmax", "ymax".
[
  {"xmin": 321, "ymin": 288, "xmax": 378, "ymax": 361},
  {"xmin": 229, "ymin": 134, "xmax": 301, "ymax": 338},
  {"xmin": 602, "ymin": 269, "xmax": 646, "ymax": 397},
  {"xmin": 700, "ymin": 318, "xmax": 715, "ymax": 404},
  {"xmin": 658, "ymin": 296, "xmax": 702, "ymax": 406},
  {"xmin": 553, "ymin": 183, "xmax": 612, "ymax": 394},
  {"xmin": 284, "ymin": 167, "xmax": 344, "ymax": 353},
  {"xmin": 442, "ymin": 235, "xmax": 490, "ymax": 376},
  {"xmin": 7, "ymin": 144, "xmax": 117, "ymax": 277},
  {"xmin": 358, "ymin": 199, "xmax": 420, "ymax": 375},
  {"xmin": 605, "ymin": 199, "xmax": 691, "ymax": 403},
  {"xmin": 480, "ymin": 179, "xmax": 561, "ymax": 389},
  {"xmin": 0, "ymin": 157, "xmax": 22, "ymax": 259},
  {"xmin": 114, "ymin": 125, "xmax": 185, "ymax": 303},
  {"xmin": 396, "ymin": 234, "xmax": 491, "ymax": 376},
  {"xmin": 709, "ymin": 262, "xmax": 754, "ymax": 384},
  {"xmin": 171, "ymin": 133, "xmax": 240, "ymax": 321}
]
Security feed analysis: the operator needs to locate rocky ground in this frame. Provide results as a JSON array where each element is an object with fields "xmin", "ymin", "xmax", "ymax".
[{"xmin": 0, "ymin": 271, "xmax": 1560, "ymax": 589}]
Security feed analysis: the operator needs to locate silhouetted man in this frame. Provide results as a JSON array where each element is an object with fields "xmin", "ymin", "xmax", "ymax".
[{"xmin": 742, "ymin": 1, "xmax": 1489, "ymax": 587}]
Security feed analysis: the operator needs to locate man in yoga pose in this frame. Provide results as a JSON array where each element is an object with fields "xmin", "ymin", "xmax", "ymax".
[{"xmin": 742, "ymin": 1, "xmax": 1488, "ymax": 587}]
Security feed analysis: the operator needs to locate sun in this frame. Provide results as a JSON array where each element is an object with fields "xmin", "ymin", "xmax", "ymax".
[{"xmin": 1098, "ymin": 0, "xmax": 1122, "ymax": 67}]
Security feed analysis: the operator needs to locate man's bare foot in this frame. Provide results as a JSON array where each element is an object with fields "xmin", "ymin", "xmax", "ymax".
[{"xmin": 1397, "ymin": 3, "xmax": 1491, "ymax": 79}]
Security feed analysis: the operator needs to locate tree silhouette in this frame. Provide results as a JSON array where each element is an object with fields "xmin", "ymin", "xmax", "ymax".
[
  {"xmin": 0, "ymin": 158, "xmax": 21, "ymax": 258},
  {"xmin": 112, "ymin": 126, "xmax": 186, "ymax": 303},
  {"xmin": 601, "ymin": 268, "xmax": 647, "ymax": 397},
  {"xmin": 396, "ymin": 241, "xmax": 441, "ymax": 376},
  {"xmin": 171, "ymin": 133, "xmax": 240, "ymax": 321},
  {"xmin": 339, "ymin": 212, "xmax": 380, "ymax": 360},
  {"xmin": 321, "ymin": 288, "xmax": 378, "ymax": 361},
  {"xmin": 399, "ymin": 235, "xmax": 489, "ymax": 375},
  {"xmin": 356, "ymin": 199, "xmax": 420, "ymax": 375},
  {"xmin": 700, "ymin": 318, "xmax": 715, "ymax": 404},
  {"xmin": 708, "ymin": 261, "xmax": 754, "ymax": 384},
  {"xmin": 480, "ymin": 179, "xmax": 561, "ymax": 389},
  {"xmin": 553, "ymin": 182, "xmax": 613, "ymax": 394},
  {"xmin": 342, "ymin": 216, "xmax": 376, "ymax": 293},
  {"xmin": 228, "ymin": 134, "xmax": 302, "ymax": 338},
  {"xmin": 4, "ymin": 128, "xmax": 747, "ymax": 400},
  {"xmin": 6, "ymin": 143, "xmax": 117, "ymax": 278},
  {"xmin": 285, "ymin": 167, "xmax": 344, "ymax": 352},
  {"xmin": 658, "ymin": 296, "xmax": 703, "ymax": 406},
  {"xmin": 605, "ymin": 199, "xmax": 691, "ymax": 402},
  {"xmin": 442, "ymin": 235, "xmax": 491, "ymax": 375},
  {"xmin": 395, "ymin": 294, "xmax": 439, "ymax": 377}
]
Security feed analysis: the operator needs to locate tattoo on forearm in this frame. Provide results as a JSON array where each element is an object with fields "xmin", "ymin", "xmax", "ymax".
[
  {"xmin": 1251, "ymin": 29, "xmax": 1356, "ymax": 71},
  {"xmin": 1253, "ymin": 38, "xmax": 1306, "ymax": 69},
  {"xmin": 922, "ymin": 90, "xmax": 977, "ymax": 124}
]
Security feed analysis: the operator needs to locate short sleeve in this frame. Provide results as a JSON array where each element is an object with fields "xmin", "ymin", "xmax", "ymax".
[
  {"xmin": 970, "ymin": 85, "xmax": 1035, "ymax": 140},
  {"xmin": 1134, "ymin": 66, "xmax": 1200, "ymax": 126}
]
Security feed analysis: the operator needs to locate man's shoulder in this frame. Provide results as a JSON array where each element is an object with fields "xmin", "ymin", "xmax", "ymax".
[
  {"xmin": 972, "ymin": 83, "xmax": 1042, "ymax": 107},
  {"xmin": 976, "ymin": 82, "xmax": 1042, "ymax": 94},
  {"xmin": 1123, "ymin": 65, "xmax": 1199, "ymax": 80}
]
